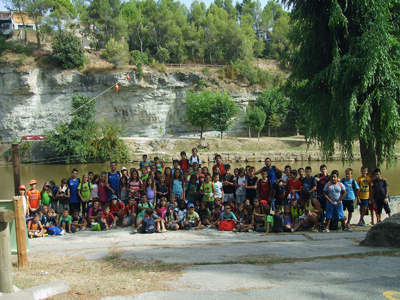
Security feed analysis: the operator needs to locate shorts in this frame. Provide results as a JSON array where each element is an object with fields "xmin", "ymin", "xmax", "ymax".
[
  {"xmin": 376, "ymin": 198, "xmax": 391, "ymax": 215},
  {"xmin": 123, "ymin": 216, "xmax": 134, "ymax": 225},
  {"xmin": 136, "ymin": 217, "xmax": 143, "ymax": 226},
  {"xmin": 369, "ymin": 199, "xmax": 377, "ymax": 211},
  {"xmin": 325, "ymin": 202, "xmax": 344, "ymax": 219},
  {"xmin": 187, "ymin": 222, "xmax": 198, "ymax": 228},
  {"xmin": 57, "ymin": 203, "xmax": 70, "ymax": 214},
  {"xmin": 342, "ymin": 200, "xmax": 355, "ymax": 213},
  {"xmin": 236, "ymin": 194, "xmax": 246, "ymax": 204},
  {"xmin": 167, "ymin": 222, "xmax": 178, "ymax": 229},
  {"xmin": 223, "ymin": 193, "xmax": 235, "ymax": 203},
  {"xmin": 360, "ymin": 199, "xmax": 369, "ymax": 207}
]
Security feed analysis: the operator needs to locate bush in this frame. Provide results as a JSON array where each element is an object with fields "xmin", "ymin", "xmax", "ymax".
[
  {"xmin": 202, "ymin": 67, "xmax": 211, "ymax": 75},
  {"xmin": 12, "ymin": 43, "xmax": 33, "ymax": 56},
  {"xmin": 103, "ymin": 38, "xmax": 130, "ymax": 67},
  {"xmin": 130, "ymin": 50, "xmax": 149, "ymax": 65},
  {"xmin": 156, "ymin": 47, "xmax": 170, "ymax": 63},
  {"xmin": 218, "ymin": 73, "xmax": 225, "ymax": 80},
  {"xmin": 136, "ymin": 62, "xmax": 144, "ymax": 80},
  {"xmin": 89, "ymin": 41, "xmax": 102, "ymax": 50},
  {"xmin": 217, "ymin": 67, "xmax": 225, "ymax": 74},
  {"xmin": 158, "ymin": 63, "xmax": 166, "ymax": 73},
  {"xmin": 149, "ymin": 59, "xmax": 160, "ymax": 69},
  {"xmin": 0, "ymin": 33, "xmax": 10, "ymax": 56},
  {"xmin": 52, "ymin": 33, "xmax": 85, "ymax": 69}
]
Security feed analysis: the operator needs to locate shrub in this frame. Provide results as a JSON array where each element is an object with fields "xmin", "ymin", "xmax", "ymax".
[
  {"xmin": 156, "ymin": 47, "xmax": 170, "ymax": 63},
  {"xmin": 136, "ymin": 62, "xmax": 144, "ymax": 80},
  {"xmin": 0, "ymin": 33, "xmax": 10, "ymax": 56},
  {"xmin": 52, "ymin": 32, "xmax": 85, "ymax": 69},
  {"xmin": 197, "ymin": 80, "xmax": 206, "ymax": 89},
  {"xmin": 202, "ymin": 67, "xmax": 211, "ymax": 75},
  {"xmin": 218, "ymin": 73, "xmax": 225, "ymax": 80},
  {"xmin": 217, "ymin": 67, "xmax": 225, "ymax": 74},
  {"xmin": 89, "ymin": 41, "xmax": 102, "ymax": 50},
  {"xmin": 130, "ymin": 50, "xmax": 149, "ymax": 65},
  {"xmin": 149, "ymin": 59, "xmax": 160, "ymax": 69},
  {"xmin": 158, "ymin": 63, "xmax": 166, "ymax": 73},
  {"xmin": 103, "ymin": 38, "xmax": 130, "ymax": 67},
  {"xmin": 224, "ymin": 66, "xmax": 236, "ymax": 80}
]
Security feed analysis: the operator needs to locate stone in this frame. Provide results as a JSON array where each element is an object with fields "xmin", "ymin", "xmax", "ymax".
[
  {"xmin": 360, "ymin": 213, "xmax": 400, "ymax": 247},
  {"xmin": 0, "ymin": 281, "xmax": 68, "ymax": 300}
]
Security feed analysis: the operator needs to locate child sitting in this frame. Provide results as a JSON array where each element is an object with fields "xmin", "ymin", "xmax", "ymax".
[
  {"xmin": 183, "ymin": 203, "xmax": 204, "ymax": 230},
  {"xmin": 27, "ymin": 213, "xmax": 46, "ymax": 238},
  {"xmin": 263, "ymin": 206, "xmax": 274, "ymax": 235},
  {"xmin": 283, "ymin": 205, "xmax": 293, "ymax": 232},
  {"xmin": 71, "ymin": 209, "xmax": 87, "ymax": 231},
  {"xmin": 122, "ymin": 198, "xmax": 137, "ymax": 227},
  {"xmin": 101, "ymin": 206, "xmax": 117, "ymax": 230},
  {"xmin": 156, "ymin": 197, "xmax": 168, "ymax": 219},
  {"xmin": 234, "ymin": 205, "xmax": 254, "ymax": 232},
  {"xmin": 41, "ymin": 208, "xmax": 57, "ymax": 229},
  {"xmin": 110, "ymin": 195, "xmax": 125, "ymax": 225},
  {"xmin": 59, "ymin": 209, "xmax": 73, "ymax": 234},
  {"xmin": 210, "ymin": 205, "xmax": 222, "ymax": 228},
  {"xmin": 235, "ymin": 203, "xmax": 244, "ymax": 220},
  {"xmin": 220, "ymin": 204, "xmax": 237, "ymax": 221},
  {"xmin": 165, "ymin": 204, "xmax": 180, "ymax": 230},
  {"xmin": 88, "ymin": 200, "xmax": 103, "ymax": 225},
  {"xmin": 197, "ymin": 201, "xmax": 211, "ymax": 226},
  {"xmin": 175, "ymin": 200, "xmax": 187, "ymax": 229},
  {"xmin": 135, "ymin": 208, "xmax": 166, "ymax": 233}
]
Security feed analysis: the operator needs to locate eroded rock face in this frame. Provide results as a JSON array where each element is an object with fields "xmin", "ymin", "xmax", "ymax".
[
  {"xmin": 0, "ymin": 67, "xmax": 257, "ymax": 140},
  {"xmin": 360, "ymin": 213, "xmax": 400, "ymax": 248}
]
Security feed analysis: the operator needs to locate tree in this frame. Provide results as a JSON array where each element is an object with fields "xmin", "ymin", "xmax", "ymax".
[
  {"xmin": 244, "ymin": 106, "xmax": 266, "ymax": 140},
  {"xmin": 283, "ymin": 0, "xmax": 400, "ymax": 169},
  {"xmin": 185, "ymin": 90, "xmax": 213, "ymax": 139},
  {"xmin": 257, "ymin": 87, "xmax": 289, "ymax": 136},
  {"xmin": 25, "ymin": 0, "xmax": 51, "ymax": 50},
  {"xmin": 209, "ymin": 92, "xmax": 239, "ymax": 140},
  {"xmin": 103, "ymin": 38, "xmax": 130, "ymax": 67},
  {"xmin": 52, "ymin": 32, "xmax": 85, "ymax": 69},
  {"xmin": 45, "ymin": 94, "xmax": 97, "ymax": 163},
  {"xmin": 7, "ymin": 0, "xmax": 28, "ymax": 46}
]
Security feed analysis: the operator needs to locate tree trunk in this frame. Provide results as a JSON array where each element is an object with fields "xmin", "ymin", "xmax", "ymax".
[
  {"xmin": 35, "ymin": 23, "xmax": 40, "ymax": 50},
  {"xmin": 220, "ymin": 131, "xmax": 223, "ymax": 140},
  {"xmin": 296, "ymin": 127, "xmax": 299, "ymax": 136},
  {"xmin": 268, "ymin": 125, "xmax": 271, "ymax": 137},
  {"xmin": 200, "ymin": 125, "xmax": 203, "ymax": 139},
  {"xmin": 258, "ymin": 131, "xmax": 260, "ymax": 141},
  {"xmin": 359, "ymin": 138, "xmax": 377, "ymax": 170},
  {"xmin": 248, "ymin": 126, "xmax": 251, "ymax": 139},
  {"xmin": 18, "ymin": 8, "xmax": 27, "ymax": 46},
  {"xmin": 275, "ymin": 127, "xmax": 277, "ymax": 137}
]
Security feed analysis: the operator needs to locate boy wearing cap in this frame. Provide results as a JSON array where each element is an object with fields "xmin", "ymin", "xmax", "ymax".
[
  {"xmin": 165, "ymin": 204, "xmax": 180, "ymax": 230},
  {"xmin": 183, "ymin": 203, "xmax": 204, "ymax": 230},
  {"xmin": 27, "ymin": 180, "xmax": 41, "ymax": 216}
]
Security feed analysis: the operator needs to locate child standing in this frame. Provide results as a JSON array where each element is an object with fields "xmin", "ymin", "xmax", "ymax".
[
  {"xmin": 118, "ymin": 176, "xmax": 129, "ymax": 205},
  {"xmin": 27, "ymin": 179, "xmax": 41, "ymax": 216},
  {"xmin": 222, "ymin": 165, "xmax": 235, "ymax": 203},
  {"xmin": 145, "ymin": 177, "xmax": 157, "ymax": 205},
  {"xmin": 56, "ymin": 179, "xmax": 69, "ymax": 222},
  {"xmin": 156, "ymin": 174, "xmax": 169, "ymax": 203},
  {"xmin": 179, "ymin": 151, "xmax": 189, "ymax": 171},
  {"xmin": 341, "ymin": 168, "xmax": 359, "ymax": 229},
  {"xmin": 357, "ymin": 166, "xmax": 374, "ymax": 226},
  {"xmin": 372, "ymin": 169, "xmax": 391, "ymax": 223},
  {"xmin": 98, "ymin": 172, "xmax": 109, "ymax": 206},
  {"xmin": 245, "ymin": 167, "xmax": 258, "ymax": 205},
  {"xmin": 200, "ymin": 173, "xmax": 215, "ymax": 211},
  {"xmin": 128, "ymin": 169, "xmax": 143, "ymax": 203},
  {"xmin": 18, "ymin": 185, "xmax": 28, "ymax": 217},
  {"xmin": 185, "ymin": 174, "xmax": 198, "ymax": 205},
  {"xmin": 78, "ymin": 174, "xmax": 93, "ymax": 217},
  {"xmin": 285, "ymin": 170, "xmax": 303, "ymax": 200},
  {"xmin": 41, "ymin": 182, "xmax": 53, "ymax": 207},
  {"xmin": 235, "ymin": 168, "xmax": 246, "ymax": 204},
  {"xmin": 170, "ymin": 169, "xmax": 185, "ymax": 201},
  {"xmin": 91, "ymin": 174, "xmax": 100, "ymax": 201},
  {"xmin": 315, "ymin": 164, "xmax": 329, "ymax": 197},
  {"xmin": 213, "ymin": 174, "xmax": 224, "ymax": 203},
  {"xmin": 258, "ymin": 170, "xmax": 271, "ymax": 205}
]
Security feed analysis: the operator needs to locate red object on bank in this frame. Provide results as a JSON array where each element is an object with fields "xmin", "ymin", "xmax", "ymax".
[{"xmin": 23, "ymin": 135, "xmax": 46, "ymax": 140}]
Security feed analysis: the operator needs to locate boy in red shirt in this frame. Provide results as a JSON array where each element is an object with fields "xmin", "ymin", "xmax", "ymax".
[
  {"xmin": 258, "ymin": 170, "xmax": 271, "ymax": 205},
  {"xmin": 101, "ymin": 206, "xmax": 117, "ymax": 229},
  {"xmin": 286, "ymin": 170, "xmax": 302, "ymax": 200},
  {"xmin": 122, "ymin": 198, "xmax": 137, "ymax": 227},
  {"xmin": 179, "ymin": 151, "xmax": 189, "ymax": 171},
  {"xmin": 109, "ymin": 195, "xmax": 124, "ymax": 225},
  {"xmin": 27, "ymin": 179, "xmax": 41, "ymax": 216}
]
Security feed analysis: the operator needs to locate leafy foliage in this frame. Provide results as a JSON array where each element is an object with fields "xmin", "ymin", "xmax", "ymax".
[
  {"xmin": 185, "ymin": 90, "xmax": 213, "ymax": 139},
  {"xmin": 244, "ymin": 106, "xmax": 266, "ymax": 139},
  {"xmin": 52, "ymin": 32, "xmax": 85, "ymax": 69},
  {"xmin": 284, "ymin": 0, "xmax": 400, "ymax": 168},
  {"xmin": 209, "ymin": 92, "xmax": 239, "ymax": 140},
  {"xmin": 103, "ymin": 38, "xmax": 130, "ymax": 67}
]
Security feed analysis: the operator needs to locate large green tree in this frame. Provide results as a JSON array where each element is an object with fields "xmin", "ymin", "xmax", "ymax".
[
  {"xmin": 244, "ymin": 106, "xmax": 266, "ymax": 140},
  {"xmin": 185, "ymin": 90, "xmax": 213, "ymax": 139},
  {"xmin": 209, "ymin": 92, "xmax": 239, "ymax": 140},
  {"xmin": 284, "ymin": 0, "xmax": 400, "ymax": 169}
]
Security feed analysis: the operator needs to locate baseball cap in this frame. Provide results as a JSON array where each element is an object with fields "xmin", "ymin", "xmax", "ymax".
[
  {"xmin": 111, "ymin": 195, "xmax": 118, "ymax": 200},
  {"xmin": 19, "ymin": 185, "xmax": 26, "ymax": 190},
  {"xmin": 168, "ymin": 204, "xmax": 175, "ymax": 210},
  {"xmin": 121, "ymin": 167, "xmax": 127, "ymax": 171},
  {"xmin": 45, "ymin": 182, "xmax": 50, "ymax": 186},
  {"xmin": 199, "ymin": 174, "xmax": 205, "ymax": 178},
  {"xmin": 29, "ymin": 179, "xmax": 37, "ymax": 185},
  {"xmin": 188, "ymin": 203, "xmax": 195, "ymax": 208}
]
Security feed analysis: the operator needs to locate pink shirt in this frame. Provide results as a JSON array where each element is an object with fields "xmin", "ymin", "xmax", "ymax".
[
  {"xmin": 128, "ymin": 179, "xmax": 142, "ymax": 198},
  {"xmin": 98, "ymin": 182, "xmax": 108, "ymax": 203}
]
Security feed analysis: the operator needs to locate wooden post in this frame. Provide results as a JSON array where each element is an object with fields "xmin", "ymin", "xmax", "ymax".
[
  {"xmin": 13, "ymin": 196, "xmax": 28, "ymax": 268},
  {"xmin": 0, "ymin": 209, "xmax": 15, "ymax": 294},
  {"xmin": 12, "ymin": 143, "xmax": 21, "ymax": 197}
]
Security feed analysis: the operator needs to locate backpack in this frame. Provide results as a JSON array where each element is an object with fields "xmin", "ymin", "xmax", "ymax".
[
  {"xmin": 47, "ymin": 226, "xmax": 63, "ymax": 236},
  {"xmin": 277, "ymin": 181, "xmax": 287, "ymax": 200},
  {"xmin": 272, "ymin": 214, "xmax": 284, "ymax": 233},
  {"xmin": 329, "ymin": 209, "xmax": 340, "ymax": 230},
  {"xmin": 202, "ymin": 182, "xmax": 214, "ymax": 192},
  {"xmin": 340, "ymin": 178, "xmax": 357, "ymax": 193},
  {"xmin": 141, "ymin": 217, "xmax": 156, "ymax": 233},
  {"xmin": 91, "ymin": 221, "xmax": 106, "ymax": 231}
]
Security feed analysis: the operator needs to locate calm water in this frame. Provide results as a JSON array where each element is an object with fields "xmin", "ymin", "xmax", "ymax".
[{"xmin": 0, "ymin": 160, "xmax": 398, "ymax": 199}]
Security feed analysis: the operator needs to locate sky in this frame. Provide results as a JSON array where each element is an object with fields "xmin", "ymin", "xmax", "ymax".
[{"xmin": 0, "ymin": 0, "xmax": 290, "ymax": 13}]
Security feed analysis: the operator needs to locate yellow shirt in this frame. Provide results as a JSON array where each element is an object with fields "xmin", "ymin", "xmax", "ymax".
[{"xmin": 357, "ymin": 176, "xmax": 373, "ymax": 200}]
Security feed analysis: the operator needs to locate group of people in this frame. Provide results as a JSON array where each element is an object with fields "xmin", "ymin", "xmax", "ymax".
[{"xmin": 19, "ymin": 148, "xmax": 392, "ymax": 237}]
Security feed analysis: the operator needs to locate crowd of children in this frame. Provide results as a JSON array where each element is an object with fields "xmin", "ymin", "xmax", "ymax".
[{"xmin": 20, "ymin": 149, "xmax": 392, "ymax": 237}]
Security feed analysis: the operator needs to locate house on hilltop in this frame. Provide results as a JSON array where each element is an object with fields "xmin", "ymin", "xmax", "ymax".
[{"xmin": 0, "ymin": 11, "xmax": 35, "ymax": 36}]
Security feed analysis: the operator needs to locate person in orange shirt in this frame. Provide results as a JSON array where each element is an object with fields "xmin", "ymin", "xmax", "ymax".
[{"xmin": 27, "ymin": 179, "xmax": 41, "ymax": 217}]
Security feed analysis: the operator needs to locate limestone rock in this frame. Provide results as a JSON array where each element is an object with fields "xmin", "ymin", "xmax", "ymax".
[{"xmin": 360, "ymin": 213, "xmax": 400, "ymax": 248}]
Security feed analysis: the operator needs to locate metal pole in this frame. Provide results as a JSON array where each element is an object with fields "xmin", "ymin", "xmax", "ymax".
[
  {"xmin": 0, "ymin": 209, "xmax": 15, "ymax": 293},
  {"xmin": 12, "ymin": 143, "xmax": 20, "ymax": 196},
  {"xmin": 13, "ymin": 197, "xmax": 28, "ymax": 268}
]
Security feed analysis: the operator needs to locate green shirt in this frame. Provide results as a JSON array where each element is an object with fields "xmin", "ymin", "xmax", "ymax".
[
  {"xmin": 137, "ymin": 202, "xmax": 154, "ymax": 219},
  {"xmin": 200, "ymin": 182, "xmax": 214, "ymax": 202},
  {"xmin": 264, "ymin": 215, "xmax": 274, "ymax": 231},
  {"xmin": 41, "ymin": 191, "xmax": 52, "ymax": 206},
  {"xmin": 78, "ymin": 182, "xmax": 92, "ymax": 201},
  {"xmin": 59, "ymin": 215, "xmax": 72, "ymax": 225}
]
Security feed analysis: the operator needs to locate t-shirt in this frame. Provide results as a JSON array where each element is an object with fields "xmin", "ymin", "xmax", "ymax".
[
  {"xmin": 41, "ymin": 191, "xmax": 52, "ymax": 206},
  {"xmin": 185, "ymin": 181, "xmax": 198, "ymax": 202},
  {"xmin": 342, "ymin": 179, "xmax": 359, "ymax": 201},
  {"xmin": 157, "ymin": 207, "xmax": 167, "ymax": 219},
  {"xmin": 264, "ymin": 215, "xmax": 274, "ymax": 230},
  {"xmin": 172, "ymin": 179, "xmax": 184, "ymax": 195},
  {"xmin": 196, "ymin": 208, "xmax": 210, "ymax": 220},
  {"xmin": 323, "ymin": 181, "xmax": 346, "ymax": 203},
  {"xmin": 302, "ymin": 176, "xmax": 317, "ymax": 196},
  {"xmin": 213, "ymin": 163, "xmax": 225, "ymax": 175},
  {"xmin": 27, "ymin": 190, "xmax": 41, "ymax": 210},
  {"xmin": 286, "ymin": 178, "xmax": 302, "ymax": 195},
  {"xmin": 357, "ymin": 176, "xmax": 373, "ymax": 200},
  {"xmin": 78, "ymin": 182, "xmax": 92, "ymax": 201},
  {"xmin": 156, "ymin": 183, "xmax": 168, "ymax": 200},
  {"xmin": 189, "ymin": 155, "xmax": 202, "ymax": 166},
  {"xmin": 236, "ymin": 176, "xmax": 246, "ymax": 196},
  {"xmin": 88, "ymin": 207, "xmax": 103, "ymax": 217},
  {"xmin": 258, "ymin": 178, "xmax": 270, "ymax": 201},
  {"xmin": 214, "ymin": 181, "xmax": 223, "ymax": 199},
  {"xmin": 211, "ymin": 211, "xmax": 222, "ymax": 221},
  {"xmin": 246, "ymin": 176, "xmax": 258, "ymax": 199},
  {"xmin": 110, "ymin": 201, "xmax": 124, "ymax": 213},
  {"xmin": 372, "ymin": 179, "xmax": 388, "ymax": 200},
  {"xmin": 137, "ymin": 202, "xmax": 154, "ymax": 218},
  {"xmin": 291, "ymin": 206, "xmax": 302, "ymax": 219},
  {"xmin": 120, "ymin": 186, "xmax": 128, "ymax": 201},
  {"xmin": 180, "ymin": 159, "xmax": 189, "ymax": 171},
  {"xmin": 186, "ymin": 211, "xmax": 199, "ymax": 223},
  {"xmin": 222, "ymin": 174, "xmax": 235, "ymax": 194},
  {"xmin": 108, "ymin": 172, "xmax": 121, "ymax": 200},
  {"xmin": 262, "ymin": 166, "xmax": 277, "ymax": 183},
  {"xmin": 59, "ymin": 215, "xmax": 72, "ymax": 225},
  {"xmin": 175, "ymin": 208, "xmax": 187, "ymax": 221},
  {"xmin": 68, "ymin": 178, "xmax": 80, "ymax": 204},
  {"xmin": 41, "ymin": 215, "xmax": 56, "ymax": 226},
  {"xmin": 102, "ymin": 212, "xmax": 115, "ymax": 226},
  {"xmin": 315, "ymin": 174, "xmax": 329, "ymax": 196},
  {"xmin": 123, "ymin": 204, "xmax": 135, "ymax": 216},
  {"xmin": 201, "ymin": 182, "xmax": 214, "ymax": 202},
  {"xmin": 165, "ymin": 211, "xmax": 179, "ymax": 222},
  {"xmin": 221, "ymin": 211, "xmax": 237, "ymax": 221},
  {"xmin": 139, "ymin": 161, "xmax": 151, "ymax": 169},
  {"xmin": 72, "ymin": 216, "xmax": 84, "ymax": 224},
  {"xmin": 128, "ymin": 179, "xmax": 142, "ymax": 198},
  {"xmin": 92, "ymin": 184, "xmax": 99, "ymax": 198},
  {"xmin": 98, "ymin": 182, "xmax": 108, "ymax": 203}
]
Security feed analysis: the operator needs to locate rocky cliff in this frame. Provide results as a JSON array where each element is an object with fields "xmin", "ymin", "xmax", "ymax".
[{"xmin": 0, "ymin": 66, "xmax": 259, "ymax": 141}]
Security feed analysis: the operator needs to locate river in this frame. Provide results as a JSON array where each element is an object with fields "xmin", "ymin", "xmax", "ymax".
[{"xmin": 0, "ymin": 160, "xmax": 398, "ymax": 199}]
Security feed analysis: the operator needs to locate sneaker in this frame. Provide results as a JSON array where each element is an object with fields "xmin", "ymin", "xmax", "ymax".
[
  {"xmin": 311, "ymin": 226, "xmax": 318, "ymax": 233},
  {"xmin": 343, "ymin": 225, "xmax": 352, "ymax": 231},
  {"xmin": 109, "ymin": 225, "xmax": 113, "ymax": 229},
  {"xmin": 185, "ymin": 226, "xmax": 190, "ymax": 230},
  {"xmin": 322, "ymin": 228, "xmax": 330, "ymax": 233},
  {"xmin": 81, "ymin": 227, "xmax": 86, "ymax": 231},
  {"xmin": 60, "ymin": 230, "xmax": 66, "ymax": 236},
  {"xmin": 157, "ymin": 227, "xmax": 162, "ymax": 233},
  {"xmin": 233, "ymin": 228, "xmax": 239, "ymax": 232},
  {"xmin": 132, "ymin": 229, "xmax": 137, "ymax": 233},
  {"xmin": 358, "ymin": 222, "xmax": 365, "ymax": 227},
  {"xmin": 43, "ymin": 233, "xmax": 48, "ymax": 237},
  {"xmin": 290, "ymin": 228, "xmax": 294, "ymax": 233},
  {"xmin": 248, "ymin": 229, "xmax": 253, "ymax": 233},
  {"xmin": 206, "ymin": 225, "xmax": 211, "ymax": 229}
]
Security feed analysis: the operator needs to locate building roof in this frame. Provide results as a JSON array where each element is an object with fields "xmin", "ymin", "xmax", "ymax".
[{"xmin": 12, "ymin": 12, "xmax": 35, "ymax": 25}]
